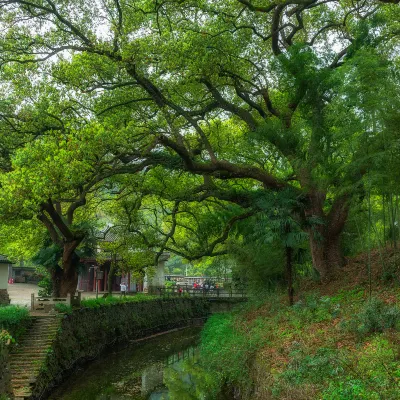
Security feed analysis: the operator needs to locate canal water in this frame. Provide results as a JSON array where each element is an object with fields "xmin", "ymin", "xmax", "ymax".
[{"xmin": 48, "ymin": 328, "xmax": 202, "ymax": 400}]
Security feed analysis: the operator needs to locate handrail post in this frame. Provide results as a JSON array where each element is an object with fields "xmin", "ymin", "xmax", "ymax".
[{"xmin": 31, "ymin": 293, "xmax": 34, "ymax": 311}]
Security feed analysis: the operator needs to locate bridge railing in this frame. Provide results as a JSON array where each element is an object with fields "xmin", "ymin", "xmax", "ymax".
[
  {"xmin": 157, "ymin": 285, "xmax": 246, "ymax": 298},
  {"xmin": 31, "ymin": 291, "xmax": 82, "ymax": 312}
]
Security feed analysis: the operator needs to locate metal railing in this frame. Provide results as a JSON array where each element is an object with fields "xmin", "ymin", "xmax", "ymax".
[{"xmin": 158, "ymin": 285, "xmax": 246, "ymax": 298}]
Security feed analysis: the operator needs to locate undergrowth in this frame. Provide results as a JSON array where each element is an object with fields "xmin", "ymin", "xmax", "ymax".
[
  {"xmin": 0, "ymin": 306, "xmax": 30, "ymax": 342},
  {"xmin": 80, "ymin": 294, "xmax": 159, "ymax": 308},
  {"xmin": 53, "ymin": 294, "xmax": 160, "ymax": 313},
  {"xmin": 193, "ymin": 288, "xmax": 400, "ymax": 400}
]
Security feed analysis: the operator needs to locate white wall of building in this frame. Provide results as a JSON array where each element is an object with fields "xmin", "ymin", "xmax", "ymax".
[{"xmin": 0, "ymin": 264, "xmax": 9, "ymax": 289}]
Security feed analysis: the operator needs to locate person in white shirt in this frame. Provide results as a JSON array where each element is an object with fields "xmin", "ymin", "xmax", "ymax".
[{"xmin": 120, "ymin": 283, "xmax": 127, "ymax": 297}]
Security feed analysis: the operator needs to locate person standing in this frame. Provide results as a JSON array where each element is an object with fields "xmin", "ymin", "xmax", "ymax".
[{"xmin": 120, "ymin": 282, "xmax": 127, "ymax": 297}]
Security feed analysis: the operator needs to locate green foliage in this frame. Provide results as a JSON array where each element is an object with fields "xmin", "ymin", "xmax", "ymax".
[
  {"xmin": 31, "ymin": 243, "xmax": 62, "ymax": 270},
  {"xmin": 292, "ymin": 294, "xmax": 341, "ymax": 323},
  {"xmin": 80, "ymin": 294, "xmax": 158, "ymax": 309},
  {"xmin": 0, "ymin": 329, "xmax": 14, "ymax": 345},
  {"xmin": 37, "ymin": 277, "xmax": 53, "ymax": 297},
  {"xmin": 281, "ymin": 347, "xmax": 342, "ymax": 385},
  {"xmin": 36, "ymin": 267, "xmax": 53, "ymax": 297},
  {"xmin": 31, "ymin": 241, "xmax": 59, "ymax": 295},
  {"xmin": 54, "ymin": 303, "xmax": 73, "ymax": 314},
  {"xmin": 199, "ymin": 289, "xmax": 400, "ymax": 399},
  {"xmin": 323, "ymin": 379, "xmax": 377, "ymax": 400},
  {"xmin": 343, "ymin": 297, "xmax": 400, "ymax": 336},
  {"xmin": 330, "ymin": 287, "xmax": 365, "ymax": 305},
  {"xmin": 0, "ymin": 306, "xmax": 30, "ymax": 342},
  {"xmin": 165, "ymin": 280, "xmax": 176, "ymax": 289},
  {"xmin": 322, "ymin": 337, "xmax": 400, "ymax": 400},
  {"xmin": 199, "ymin": 312, "xmax": 266, "ymax": 396}
]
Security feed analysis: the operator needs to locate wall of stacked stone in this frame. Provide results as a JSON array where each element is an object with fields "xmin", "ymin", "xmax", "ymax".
[
  {"xmin": 0, "ymin": 290, "xmax": 10, "ymax": 306},
  {"xmin": 0, "ymin": 315, "xmax": 31, "ymax": 398},
  {"xmin": 0, "ymin": 342, "xmax": 10, "ymax": 397},
  {"xmin": 32, "ymin": 297, "xmax": 210, "ymax": 399}
]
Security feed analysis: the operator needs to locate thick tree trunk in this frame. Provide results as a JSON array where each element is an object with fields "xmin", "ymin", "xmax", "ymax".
[
  {"xmin": 309, "ymin": 232, "xmax": 344, "ymax": 281},
  {"xmin": 285, "ymin": 245, "xmax": 294, "ymax": 306},
  {"xmin": 58, "ymin": 252, "xmax": 80, "ymax": 297},
  {"xmin": 108, "ymin": 256, "xmax": 116, "ymax": 296},
  {"xmin": 285, "ymin": 222, "xmax": 294, "ymax": 305},
  {"xmin": 52, "ymin": 240, "xmax": 82, "ymax": 297},
  {"xmin": 39, "ymin": 200, "xmax": 86, "ymax": 297},
  {"xmin": 51, "ymin": 266, "xmax": 63, "ymax": 297},
  {"xmin": 305, "ymin": 191, "xmax": 349, "ymax": 281}
]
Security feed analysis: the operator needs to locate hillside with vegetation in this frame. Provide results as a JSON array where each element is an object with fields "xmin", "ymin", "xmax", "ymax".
[
  {"xmin": 167, "ymin": 248, "xmax": 400, "ymax": 399},
  {"xmin": 0, "ymin": 1, "xmax": 399, "ymax": 398}
]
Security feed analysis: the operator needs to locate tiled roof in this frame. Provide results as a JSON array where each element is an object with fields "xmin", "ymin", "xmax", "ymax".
[
  {"xmin": 0, "ymin": 255, "xmax": 13, "ymax": 264},
  {"xmin": 96, "ymin": 226, "xmax": 123, "ymax": 242}
]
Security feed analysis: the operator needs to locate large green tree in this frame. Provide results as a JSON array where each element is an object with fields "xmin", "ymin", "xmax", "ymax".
[
  {"xmin": 0, "ymin": 106, "xmax": 149, "ymax": 295},
  {"xmin": 0, "ymin": 0, "xmax": 399, "ymax": 282}
]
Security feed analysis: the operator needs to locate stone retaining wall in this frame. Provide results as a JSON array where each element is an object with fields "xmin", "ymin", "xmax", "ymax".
[
  {"xmin": 0, "ymin": 342, "xmax": 10, "ymax": 397},
  {"xmin": 0, "ymin": 290, "xmax": 10, "ymax": 306},
  {"xmin": 0, "ymin": 312, "xmax": 31, "ymax": 399}
]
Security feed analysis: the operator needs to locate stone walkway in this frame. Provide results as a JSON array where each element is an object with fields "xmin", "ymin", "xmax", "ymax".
[
  {"xmin": 8, "ymin": 283, "xmax": 38, "ymax": 307},
  {"xmin": 8, "ymin": 283, "xmax": 123, "ymax": 308}
]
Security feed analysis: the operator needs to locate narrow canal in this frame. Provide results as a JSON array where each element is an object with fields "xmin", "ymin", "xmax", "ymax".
[{"xmin": 48, "ymin": 328, "xmax": 202, "ymax": 400}]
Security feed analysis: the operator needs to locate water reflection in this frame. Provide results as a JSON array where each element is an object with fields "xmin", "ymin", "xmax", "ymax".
[{"xmin": 48, "ymin": 329, "xmax": 200, "ymax": 400}]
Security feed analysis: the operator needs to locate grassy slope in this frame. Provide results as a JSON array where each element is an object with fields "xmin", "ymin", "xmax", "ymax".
[{"xmin": 200, "ymin": 248, "xmax": 400, "ymax": 400}]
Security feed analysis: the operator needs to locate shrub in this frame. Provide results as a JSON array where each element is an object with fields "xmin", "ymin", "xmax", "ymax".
[
  {"xmin": 323, "ymin": 379, "xmax": 376, "ymax": 400},
  {"xmin": 344, "ymin": 297, "xmax": 400, "ymax": 335},
  {"xmin": 322, "ymin": 337, "xmax": 400, "ymax": 400},
  {"xmin": 0, "ymin": 306, "xmax": 30, "ymax": 341},
  {"xmin": 80, "ymin": 294, "xmax": 158, "ymax": 308},
  {"xmin": 199, "ymin": 313, "xmax": 265, "ymax": 394},
  {"xmin": 54, "ymin": 303, "xmax": 72, "ymax": 314},
  {"xmin": 0, "ymin": 330, "xmax": 14, "ymax": 345},
  {"xmin": 37, "ymin": 276, "xmax": 53, "ymax": 296},
  {"xmin": 292, "ymin": 294, "xmax": 340, "ymax": 323},
  {"xmin": 281, "ymin": 346, "xmax": 343, "ymax": 385},
  {"xmin": 36, "ymin": 266, "xmax": 53, "ymax": 296}
]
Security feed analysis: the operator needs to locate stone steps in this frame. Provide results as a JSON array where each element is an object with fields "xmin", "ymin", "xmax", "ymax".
[
  {"xmin": 17, "ymin": 339, "xmax": 54, "ymax": 344},
  {"xmin": 11, "ymin": 355, "xmax": 48, "ymax": 361},
  {"xmin": 9, "ymin": 316, "xmax": 61, "ymax": 399}
]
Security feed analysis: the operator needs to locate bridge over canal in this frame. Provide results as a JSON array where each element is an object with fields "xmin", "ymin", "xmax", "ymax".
[{"xmin": 157, "ymin": 286, "xmax": 248, "ymax": 312}]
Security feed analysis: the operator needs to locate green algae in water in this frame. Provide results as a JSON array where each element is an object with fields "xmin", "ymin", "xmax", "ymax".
[{"xmin": 48, "ymin": 328, "xmax": 202, "ymax": 400}]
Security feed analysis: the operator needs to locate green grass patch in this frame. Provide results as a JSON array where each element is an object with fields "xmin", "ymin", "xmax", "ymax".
[
  {"xmin": 195, "ymin": 289, "xmax": 400, "ymax": 399},
  {"xmin": 54, "ymin": 303, "xmax": 73, "ymax": 314},
  {"xmin": 0, "ymin": 305, "xmax": 30, "ymax": 343},
  {"xmin": 80, "ymin": 294, "xmax": 159, "ymax": 308},
  {"xmin": 341, "ymin": 297, "xmax": 400, "ymax": 337}
]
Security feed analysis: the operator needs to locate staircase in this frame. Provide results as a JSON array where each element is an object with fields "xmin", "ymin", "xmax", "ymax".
[{"xmin": 9, "ymin": 315, "xmax": 60, "ymax": 399}]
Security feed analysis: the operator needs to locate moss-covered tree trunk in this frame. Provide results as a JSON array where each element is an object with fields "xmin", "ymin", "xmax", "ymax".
[
  {"xmin": 39, "ymin": 199, "xmax": 86, "ymax": 297},
  {"xmin": 108, "ymin": 255, "xmax": 117, "ymax": 296},
  {"xmin": 305, "ymin": 192, "xmax": 349, "ymax": 281},
  {"xmin": 52, "ymin": 243, "xmax": 82, "ymax": 297}
]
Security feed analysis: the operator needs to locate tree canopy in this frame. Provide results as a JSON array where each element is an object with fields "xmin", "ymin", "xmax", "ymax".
[{"xmin": 0, "ymin": 0, "xmax": 399, "ymax": 294}]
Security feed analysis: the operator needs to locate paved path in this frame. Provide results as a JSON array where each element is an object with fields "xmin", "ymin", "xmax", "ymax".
[
  {"xmin": 8, "ymin": 283, "xmax": 38, "ymax": 307},
  {"xmin": 8, "ymin": 283, "xmax": 123, "ymax": 307}
]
